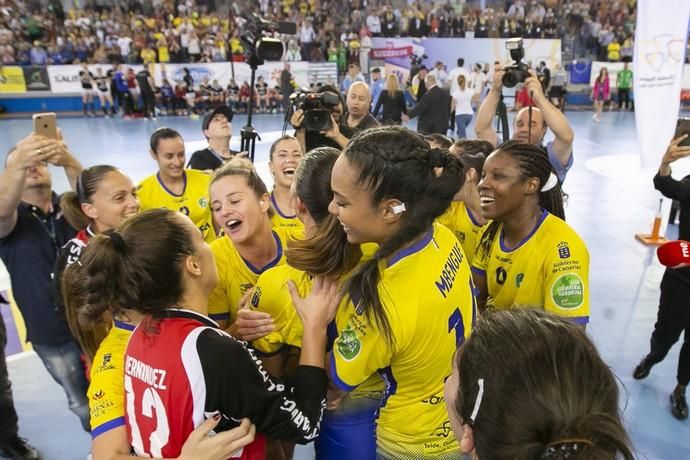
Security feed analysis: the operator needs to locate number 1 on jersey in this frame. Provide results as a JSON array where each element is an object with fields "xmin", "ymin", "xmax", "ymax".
[{"xmin": 448, "ymin": 308, "xmax": 465, "ymax": 347}]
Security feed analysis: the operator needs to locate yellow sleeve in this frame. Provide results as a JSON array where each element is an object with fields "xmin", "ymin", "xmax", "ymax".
[
  {"xmin": 135, "ymin": 176, "xmax": 155, "ymax": 211},
  {"xmin": 208, "ymin": 240, "xmax": 232, "ymax": 322},
  {"xmin": 329, "ymin": 296, "xmax": 394, "ymax": 391},
  {"xmin": 543, "ymin": 238, "xmax": 590, "ymax": 325},
  {"xmin": 251, "ymin": 271, "xmax": 291, "ymax": 355},
  {"xmin": 471, "ymin": 225, "xmax": 491, "ymax": 275},
  {"xmin": 88, "ymin": 342, "xmax": 125, "ymax": 436}
]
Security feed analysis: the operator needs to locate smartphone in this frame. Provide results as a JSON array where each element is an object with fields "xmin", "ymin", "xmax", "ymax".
[
  {"xmin": 675, "ymin": 118, "xmax": 690, "ymax": 147},
  {"xmin": 32, "ymin": 112, "xmax": 58, "ymax": 139}
]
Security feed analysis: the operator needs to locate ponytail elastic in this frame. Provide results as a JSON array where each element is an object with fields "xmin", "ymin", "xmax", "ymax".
[{"xmin": 106, "ymin": 230, "xmax": 127, "ymax": 254}]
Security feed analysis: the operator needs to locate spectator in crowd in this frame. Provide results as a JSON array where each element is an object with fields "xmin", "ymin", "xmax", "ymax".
[
  {"xmin": 0, "ymin": 132, "xmax": 90, "ymax": 435},
  {"xmin": 29, "ymin": 40, "xmax": 47, "ymax": 65},
  {"xmin": 411, "ymin": 65, "xmax": 428, "ymax": 101},
  {"xmin": 617, "ymin": 62, "xmax": 633, "ymax": 110},
  {"xmin": 537, "ymin": 61, "xmax": 551, "ymax": 92},
  {"xmin": 548, "ymin": 62, "xmax": 568, "ymax": 110},
  {"xmin": 451, "ymin": 75, "xmax": 474, "ymax": 139},
  {"xmin": 449, "ymin": 57, "xmax": 470, "ymax": 94},
  {"xmin": 430, "ymin": 60, "xmax": 449, "ymax": 89},
  {"xmin": 592, "ymin": 67, "xmax": 610, "ymax": 123},
  {"xmin": 403, "ymin": 73, "xmax": 451, "ymax": 135},
  {"xmin": 369, "ymin": 67, "xmax": 384, "ymax": 110},
  {"xmin": 340, "ymin": 63, "xmax": 365, "ymax": 94}
]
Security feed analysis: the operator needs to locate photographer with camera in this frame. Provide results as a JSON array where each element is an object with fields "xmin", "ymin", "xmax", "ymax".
[
  {"xmin": 291, "ymin": 82, "xmax": 379, "ymax": 152},
  {"xmin": 475, "ymin": 39, "xmax": 574, "ymax": 182}
]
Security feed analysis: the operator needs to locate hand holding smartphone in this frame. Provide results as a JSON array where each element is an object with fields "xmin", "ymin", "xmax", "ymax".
[
  {"xmin": 674, "ymin": 118, "xmax": 690, "ymax": 147},
  {"xmin": 32, "ymin": 112, "xmax": 58, "ymax": 139}
]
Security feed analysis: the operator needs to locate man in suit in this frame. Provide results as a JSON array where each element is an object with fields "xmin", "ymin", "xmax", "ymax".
[
  {"xmin": 408, "ymin": 14, "xmax": 428, "ymax": 37},
  {"xmin": 403, "ymin": 74, "xmax": 451, "ymax": 135}
]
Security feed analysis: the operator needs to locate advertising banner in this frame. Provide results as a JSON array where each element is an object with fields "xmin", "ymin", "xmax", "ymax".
[
  {"xmin": 0, "ymin": 66, "xmax": 26, "ymax": 93},
  {"xmin": 633, "ymin": 0, "xmax": 690, "ymax": 168},
  {"xmin": 370, "ymin": 37, "xmax": 562, "ymax": 72},
  {"xmin": 22, "ymin": 66, "xmax": 51, "ymax": 91}
]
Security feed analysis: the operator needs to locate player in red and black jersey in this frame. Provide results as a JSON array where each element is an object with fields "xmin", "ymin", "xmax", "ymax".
[{"xmin": 74, "ymin": 208, "xmax": 336, "ymax": 459}]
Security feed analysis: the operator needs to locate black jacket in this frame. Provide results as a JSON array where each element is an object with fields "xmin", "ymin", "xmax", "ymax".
[
  {"xmin": 407, "ymin": 85, "xmax": 452, "ymax": 135},
  {"xmin": 373, "ymin": 90, "xmax": 407, "ymax": 123},
  {"xmin": 654, "ymin": 172, "xmax": 690, "ymax": 283}
]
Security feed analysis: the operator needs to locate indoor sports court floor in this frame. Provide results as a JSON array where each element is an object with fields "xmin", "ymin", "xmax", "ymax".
[{"xmin": 1, "ymin": 109, "xmax": 690, "ymax": 459}]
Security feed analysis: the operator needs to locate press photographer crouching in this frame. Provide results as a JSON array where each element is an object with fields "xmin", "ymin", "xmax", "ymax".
[{"xmin": 290, "ymin": 83, "xmax": 379, "ymax": 152}]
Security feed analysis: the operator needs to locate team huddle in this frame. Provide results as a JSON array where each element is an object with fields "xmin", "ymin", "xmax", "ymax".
[{"xmin": 21, "ymin": 116, "xmax": 634, "ymax": 460}]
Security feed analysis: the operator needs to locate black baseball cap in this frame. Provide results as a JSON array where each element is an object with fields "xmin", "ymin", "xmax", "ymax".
[{"xmin": 202, "ymin": 105, "xmax": 234, "ymax": 131}]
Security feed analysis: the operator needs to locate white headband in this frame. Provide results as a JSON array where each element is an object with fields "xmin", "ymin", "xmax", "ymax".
[{"xmin": 541, "ymin": 173, "xmax": 558, "ymax": 192}]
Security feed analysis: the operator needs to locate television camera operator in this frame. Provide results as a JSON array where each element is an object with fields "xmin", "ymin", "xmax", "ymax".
[
  {"xmin": 289, "ymin": 83, "xmax": 378, "ymax": 152},
  {"xmin": 475, "ymin": 38, "xmax": 574, "ymax": 183}
]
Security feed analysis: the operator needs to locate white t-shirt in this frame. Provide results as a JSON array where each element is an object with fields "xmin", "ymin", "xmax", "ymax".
[
  {"xmin": 117, "ymin": 36, "xmax": 132, "ymax": 56},
  {"xmin": 469, "ymin": 71, "xmax": 486, "ymax": 95},
  {"xmin": 448, "ymin": 67, "xmax": 471, "ymax": 94},
  {"xmin": 366, "ymin": 15, "xmax": 381, "ymax": 34},
  {"xmin": 452, "ymin": 88, "xmax": 474, "ymax": 115}
]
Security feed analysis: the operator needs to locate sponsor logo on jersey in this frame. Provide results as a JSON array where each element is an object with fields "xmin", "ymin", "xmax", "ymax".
[
  {"xmin": 336, "ymin": 324, "xmax": 361, "ymax": 361},
  {"xmin": 557, "ymin": 241, "xmax": 571, "ymax": 259},
  {"xmin": 98, "ymin": 353, "xmax": 115, "ymax": 372},
  {"xmin": 495, "ymin": 266, "xmax": 507, "ymax": 285},
  {"xmin": 430, "ymin": 420, "xmax": 452, "ymax": 438},
  {"xmin": 515, "ymin": 272, "xmax": 524, "ymax": 288},
  {"xmin": 198, "ymin": 197, "xmax": 208, "ymax": 208},
  {"xmin": 250, "ymin": 287, "xmax": 262, "ymax": 309},
  {"xmin": 551, "ymin": 273, "xmax": 584, "ymax": 309},
  {"xmin": 93, "ymin": 389, "xmax": 105, "ymax": 400}
]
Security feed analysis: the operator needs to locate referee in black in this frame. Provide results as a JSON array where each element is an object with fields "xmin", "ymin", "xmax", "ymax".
[{"xmin": 634, "ymin": 134, "xmax": 690, "ymax": 420}]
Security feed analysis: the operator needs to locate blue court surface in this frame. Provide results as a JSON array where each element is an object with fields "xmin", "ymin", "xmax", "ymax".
[{"xmin": 1, "ymin": 109, "xmax": 690, "ymax": 459}]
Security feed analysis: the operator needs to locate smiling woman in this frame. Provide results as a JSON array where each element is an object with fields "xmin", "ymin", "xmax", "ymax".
[
  {"xmin": 55, "ymin": 165, "xmax": 140, "ymax": 361},
  {"xmin": 207, "ymin": 158, "xmax": 291, "ymax": 332},
  {"xmin": 136, "ymin": 127, "xmax": 216, "ymax": 243},
  {"xmin": 268, "ymin": 135, "xmax": 304, "ymax": 237},
  {"xmin": 471, "ymin": 141, "xmax": 590, "ymax": 325}
]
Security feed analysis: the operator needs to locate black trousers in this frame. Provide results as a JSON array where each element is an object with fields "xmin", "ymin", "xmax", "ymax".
[
  {"xmin": 0, "ymin": 316, "xmax": 19, "ymax": 442},
  {"xmin": 648, "ymin": 272, "xmax": 690, "ymax": 386},
  {"xmin": 618, "ymin": 88, "xmax": 631, "ymax": 109}
]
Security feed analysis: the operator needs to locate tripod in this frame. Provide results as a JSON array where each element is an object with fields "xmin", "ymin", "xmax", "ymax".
[{"xmin": 240, "ymin": 53, "xmax": 263, "ymax": 162}]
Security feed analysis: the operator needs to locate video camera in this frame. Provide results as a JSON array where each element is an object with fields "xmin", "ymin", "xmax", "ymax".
[
  {"xmin": 502, "ymin": 38, "xmax": 530, "ymax": 88},
  {"xmin": 408, "ymin": 53, "xmax": 428, "ymax": 85},
  {"xmin": 236, "ymin": 11, "xmax": 297, "ymax": 62},
  {"xmin": 291, "ymin": 90, "xmax": 341, "ymax": 131}
]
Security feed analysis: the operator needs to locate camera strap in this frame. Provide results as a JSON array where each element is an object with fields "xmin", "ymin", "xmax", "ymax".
[{"xmin": 528, "ymin": 90, "xmax": 534, "ymax": 144}]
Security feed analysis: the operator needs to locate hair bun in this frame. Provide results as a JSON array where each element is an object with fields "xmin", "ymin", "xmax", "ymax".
[{"xmin": 428, "ymin": 148, "xmax": 444, "ymax": 167}]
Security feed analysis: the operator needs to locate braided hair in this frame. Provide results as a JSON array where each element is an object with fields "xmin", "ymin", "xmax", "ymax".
[
  {"xmin": 343, "ymin": 126, "xmax": 465, "ymax": 345},
  {"xmin": 477, "ymin": 141, "xmax": 565, "ymax": 260}
]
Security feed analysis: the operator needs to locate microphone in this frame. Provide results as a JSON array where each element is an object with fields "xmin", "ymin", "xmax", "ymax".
[{"xmin": 657, "ymin": 240, "xmax": 690, "ymax": 268}]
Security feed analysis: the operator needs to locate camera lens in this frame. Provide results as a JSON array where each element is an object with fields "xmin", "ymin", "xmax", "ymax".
[{"xmin": 502, "ymin": 71, "xmax": 519, "ymax": 88}]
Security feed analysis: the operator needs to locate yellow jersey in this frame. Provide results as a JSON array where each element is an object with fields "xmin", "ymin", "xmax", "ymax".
[
  {"xmin": 330, "ymin": 223, "xmax": 475, "ymax": 458},
  {"xmin": 472, "ymin": 210, "xmax": 590, "ymax": 324},
  {"xmin": 437, "ymin": 201, "xmax": 484, "ymax": 264},
  {"xmin": 251, "ymin": 260, "xmax": 384, "ymax": 397},
  {"xmin": 269, "ymin": 192, "xmax": 304, "ymax": 239},
  {"xmin": 207, "ymin": 227, "xmax": 290, "ymax": 323},
  {"xmin": 88, "ymin": 320, "xmax": 134, "ymax": 437},
  {"xmin": 136, "ymin": 170, "xmax": 215, "ymax": 243}
]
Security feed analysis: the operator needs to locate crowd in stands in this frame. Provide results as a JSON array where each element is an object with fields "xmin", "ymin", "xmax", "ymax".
[{"xmin": 0, "ymin": 0, "xmax": 648, "ymax": 68}]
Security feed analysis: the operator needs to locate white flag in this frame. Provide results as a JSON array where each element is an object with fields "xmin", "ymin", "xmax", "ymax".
[{"xmin": 634, "ymin": 0, "xmax": 690, "ymax": 169}]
